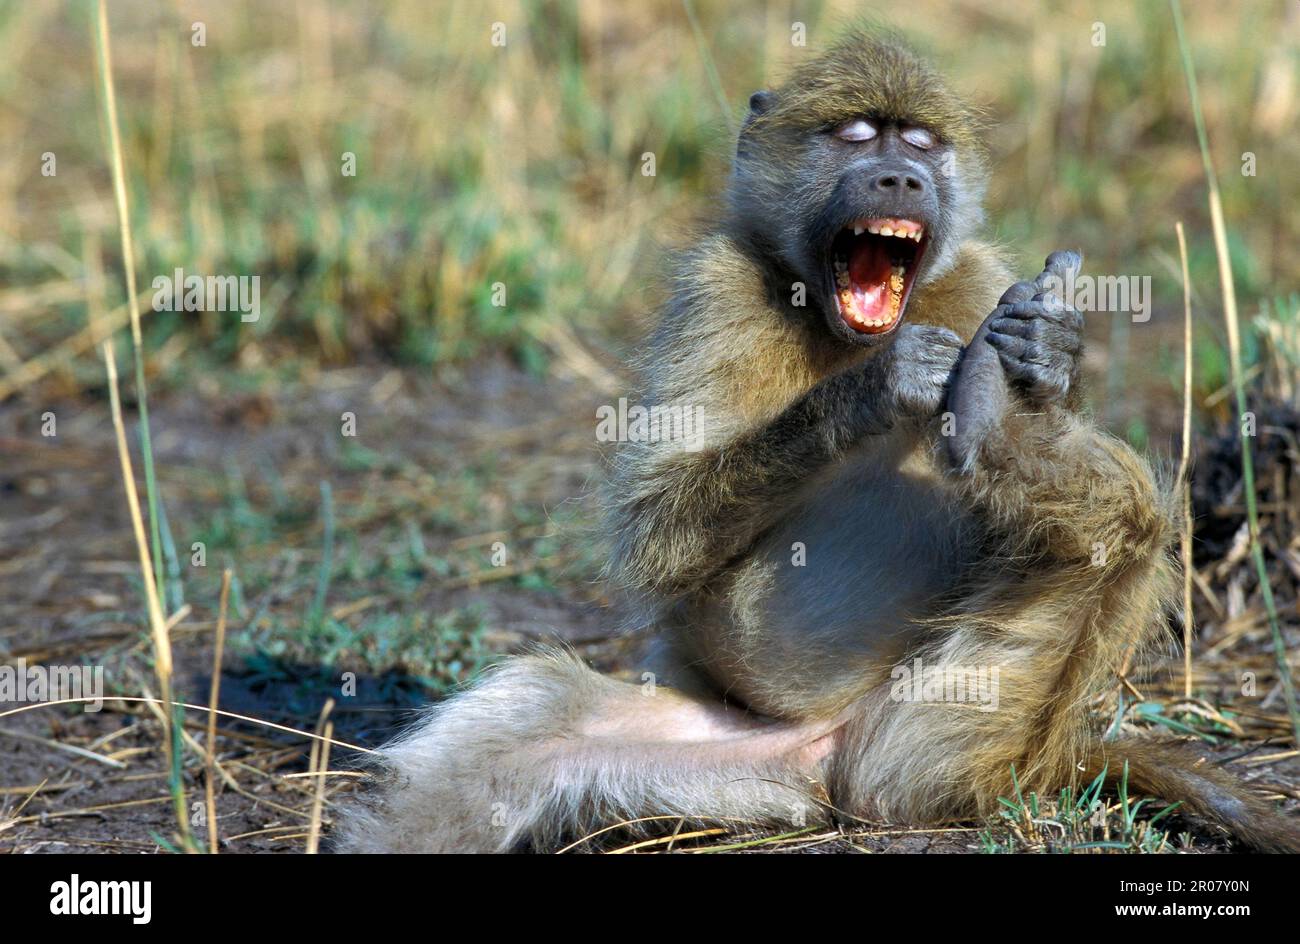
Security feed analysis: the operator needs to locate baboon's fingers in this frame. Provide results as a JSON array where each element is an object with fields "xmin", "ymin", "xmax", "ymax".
[
  {"xmin": 999, "ymin": 251, "xmax": 1081, "ymax": 309},
  {"xmin": 1028, "ymin": 291, "xmax": 1072, "ymax": 313},
  {"xmin": 887, "ymin": 323, "xmax": 965, "ymax": 415},
  {"xmin": 1033, "ymin": 250, "xmax": 1082, "ymax": 297},
  {"xmin": 989, "ymin": 316, "xmax": 1082, "ymax": 354},
  {"xmin": 987, "ymin": 332, "xmax": 1072, "ymax": 399},
  {"xmin": 986, "ymin": 331, "xmax": 1071, "ymax": 371},
  {"xmin": 986, "ymin": 331, "xmax": 1040, "ymax": 363},
  {"xmin": 996, "ymin": 298, "xmax": 1084, "ymax": 333},
  {"xmin": 991, "ymin": 355, "xmax": 1070, "ymax": 401}
]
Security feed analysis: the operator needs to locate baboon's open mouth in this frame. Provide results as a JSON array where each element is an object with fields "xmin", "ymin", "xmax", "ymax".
[{"xmin": 830, "ymin": 217, "xmax": 928, "ymax": 334}]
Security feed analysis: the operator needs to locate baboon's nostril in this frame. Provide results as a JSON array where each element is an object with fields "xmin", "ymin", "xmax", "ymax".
[{"xmin": 870, "ymin": 171, "xmax": 925, "ymax": 194}]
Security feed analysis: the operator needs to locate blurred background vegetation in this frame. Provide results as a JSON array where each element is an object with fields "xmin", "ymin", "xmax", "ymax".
[{"xmin": 0, "ymin": 0, "xmax": 1296, "ymax": 434}]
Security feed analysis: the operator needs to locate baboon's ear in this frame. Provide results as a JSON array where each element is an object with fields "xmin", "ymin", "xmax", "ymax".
[
  {"xmin": 747, "ymin": 89, "xmax": 776, "ymax": 116},
  {"xmin": 740, "ymin": 90, "xmax": 776, "ymax": 149}
]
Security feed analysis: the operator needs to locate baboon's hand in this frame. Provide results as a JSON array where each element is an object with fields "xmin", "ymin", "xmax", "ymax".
[
  {"xmin": 882, "ymin": 323, "xmax": 964, "ymax": 417},
  {"xmin": 946, "ymin": 251, "xmax": 1082, "ymax": 470},
  {"xmin": 986, "ymin": 251, "xmax": 1083, "ymax": 406}
]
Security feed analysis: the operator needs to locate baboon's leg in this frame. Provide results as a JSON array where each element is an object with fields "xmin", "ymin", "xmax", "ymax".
[
  {"xmin": 828, "ymin": 529, "xmax": 1176, "ymax": 824},
  {"xmin": 339, "ymin": 651, "xmax": 838, "ymax": 853}
]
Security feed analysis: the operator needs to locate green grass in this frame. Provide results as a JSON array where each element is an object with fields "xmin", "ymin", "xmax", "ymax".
[
  {"xmin": 980, "ymin": 764, "xmax": 1185, "ymax": 854},
  {"xmin": 237, "ymin": 605, "xmax": 492, "ymax": 704}
]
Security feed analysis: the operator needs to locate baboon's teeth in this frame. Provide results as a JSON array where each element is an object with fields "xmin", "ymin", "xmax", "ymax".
[
  {"xmin": 847, "ymin": 218, "xmax": 925, "ymax": 241},
  {"xmin": 832, "ymin": 218, "xmax": 927, "ymax": 334}
]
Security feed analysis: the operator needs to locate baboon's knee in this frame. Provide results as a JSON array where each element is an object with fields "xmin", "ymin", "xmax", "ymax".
[{"xmin": 1072, "ymin": 431, "xmax": 1174, "ymax": 570}]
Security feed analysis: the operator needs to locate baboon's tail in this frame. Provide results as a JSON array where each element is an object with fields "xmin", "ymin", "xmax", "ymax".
[{"xmin": 1084, "ymin": 738, "xmax": 1300, "ymax": 853}]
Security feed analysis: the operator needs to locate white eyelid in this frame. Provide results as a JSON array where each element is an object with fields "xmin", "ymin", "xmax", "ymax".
[
  {"xmin": 834, "ymin": 119, "xmax": 877, "ymax": 142},
  {"xmin": 901, "ymin": 126, "xmax": 936, "ymax": 149}
]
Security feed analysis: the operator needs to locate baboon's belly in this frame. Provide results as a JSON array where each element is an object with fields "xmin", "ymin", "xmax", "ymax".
[{"xmin": 684, "ymin": 439, "xmax": 975, "ymax": 716}]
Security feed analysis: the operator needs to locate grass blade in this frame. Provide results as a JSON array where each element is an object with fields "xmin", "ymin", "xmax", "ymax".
[
  {"xmin": 1170, "ymin": 0, "xmax": 1300, "ymax": 748},
  {"xmin": 1174, "ymin": 222, "xmax": 1195, "ymax": 698},
  {"xmin": 93, "ymin": 0, "xmax": 191, "ymax": 850}
]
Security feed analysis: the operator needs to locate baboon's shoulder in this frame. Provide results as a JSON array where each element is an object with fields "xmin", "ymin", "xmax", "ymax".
[{"xmin": 645, "ymin": 235, "xmax": 854, "ymax": 425}]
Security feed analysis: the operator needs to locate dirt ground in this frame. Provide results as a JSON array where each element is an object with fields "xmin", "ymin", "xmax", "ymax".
[
  {"xmin": 0, "ymin": 358, "xmax": 628, "ymax": 851},
  {"xmin": 2, "ymin": 344, "xmax": 1298, "ymax": 854}
]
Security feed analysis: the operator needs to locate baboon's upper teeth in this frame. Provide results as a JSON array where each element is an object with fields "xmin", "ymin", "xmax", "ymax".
[{"xmin": 848, "ymin": 219, "xmax": 925, "ymax": 240}]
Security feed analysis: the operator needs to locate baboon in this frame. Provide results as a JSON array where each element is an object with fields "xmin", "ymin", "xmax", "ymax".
[{"xmin": 339, "ymin": 28, "xmax": 1300, "ymax": 853}]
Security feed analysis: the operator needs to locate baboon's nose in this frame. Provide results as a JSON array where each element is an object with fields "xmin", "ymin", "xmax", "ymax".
[{"xmin": 869, "ymin": 170, "xmax": 925, "ymax": 193}]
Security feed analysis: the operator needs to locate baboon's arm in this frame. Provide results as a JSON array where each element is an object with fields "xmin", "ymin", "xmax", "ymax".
[{"xmin": 611, "ymin": 324, "xmax": 961, "ymax": 597}]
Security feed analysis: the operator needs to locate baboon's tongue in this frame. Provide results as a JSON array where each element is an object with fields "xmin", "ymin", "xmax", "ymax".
[{"xmin": 846, "ymin": 238, "xmax": 893, "ymax": 323}]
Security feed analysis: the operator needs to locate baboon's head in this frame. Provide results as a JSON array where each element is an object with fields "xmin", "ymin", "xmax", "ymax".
[{"xmin": 728, "ymin": 29, "xmax": 987, "ymax": 345}]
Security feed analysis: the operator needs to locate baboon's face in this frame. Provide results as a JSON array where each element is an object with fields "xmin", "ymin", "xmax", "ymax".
[
  {"xmin": 803, "ymin": 116, "xmax": 947, "ymax": 341},
  {"xmin": 733, "ymin": 80, "xmax": 981, "ymax": 348}
]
